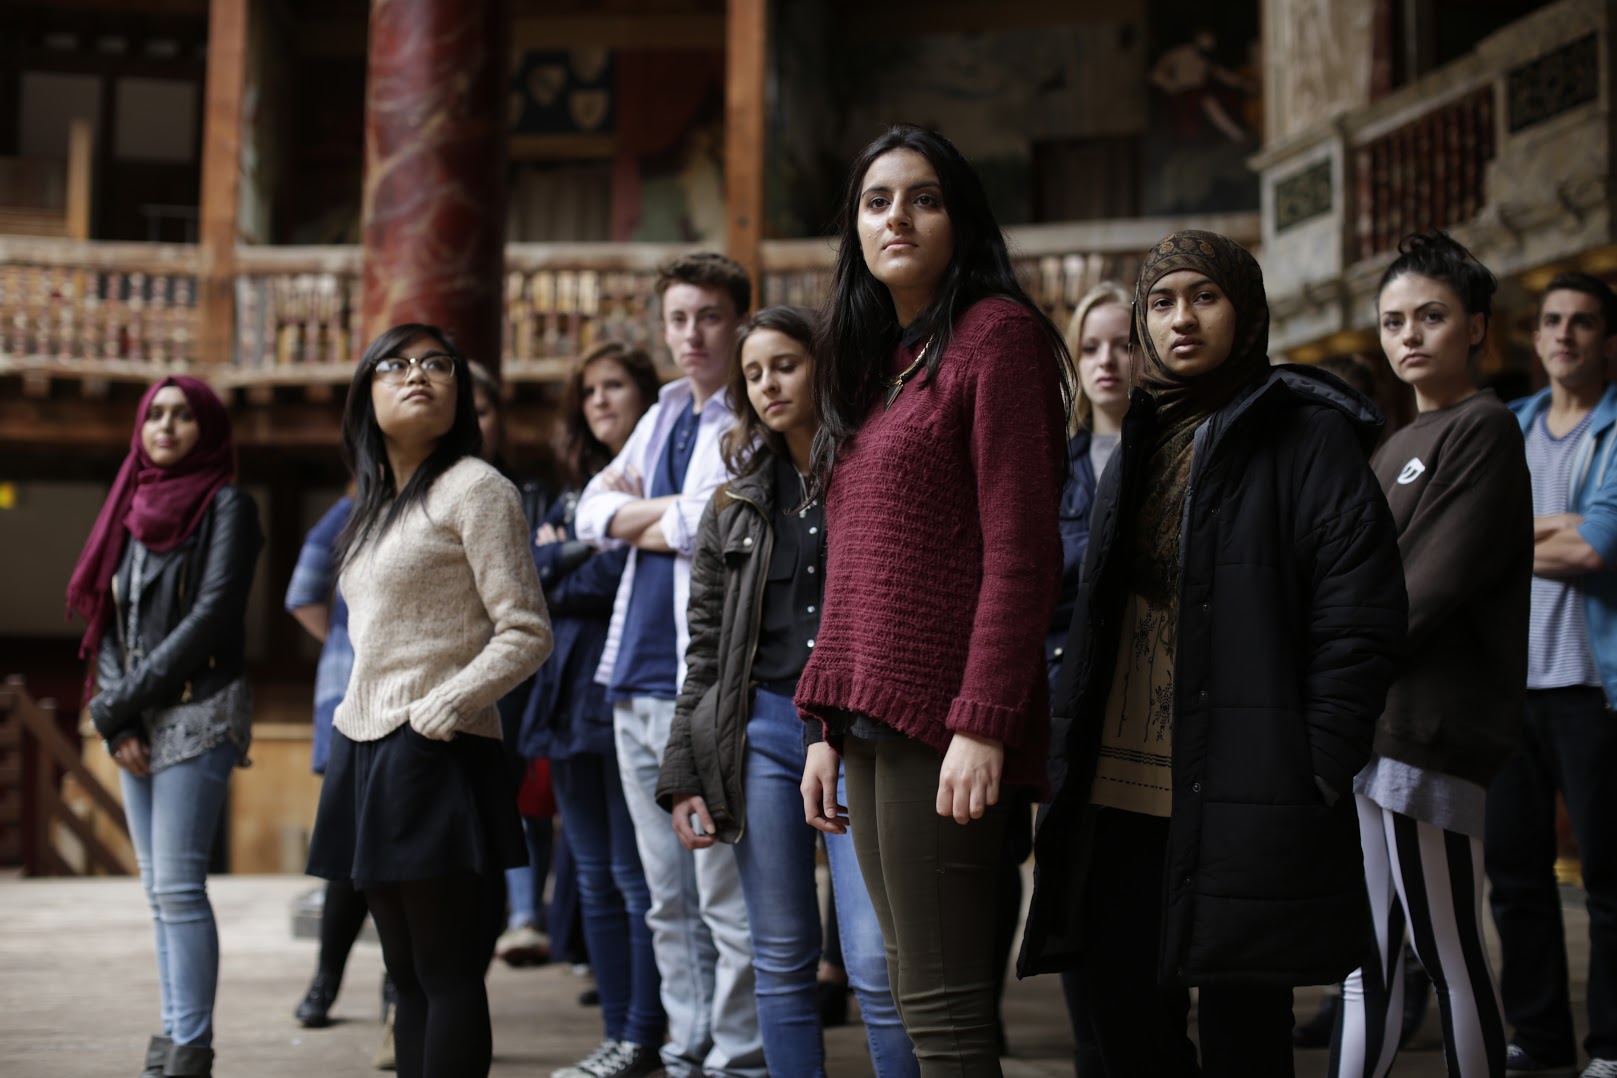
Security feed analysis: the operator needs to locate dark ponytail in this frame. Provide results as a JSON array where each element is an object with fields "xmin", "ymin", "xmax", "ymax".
[{"xmin": 1378, "ymin": 231, "xmax": 1498, "ymax": 355}]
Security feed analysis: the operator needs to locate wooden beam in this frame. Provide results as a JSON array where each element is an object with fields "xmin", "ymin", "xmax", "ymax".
[
  {"xmin": 830, "ymin": 0, "xmax": 1128, "ymax": 39},
  {"xmin": 724, "ymin": 0, "xmax": 767, "ymax": 301},
  {"xmin": 512, "ymin": 13, "xmax": 726, "ymax": 50},
  {"xmin": 64, "ymin": 120, "xmax": 93, "ymax": 242},
  {"xmin": 196, "ymin": 0, "xmax": 248, "ymax": 365}
]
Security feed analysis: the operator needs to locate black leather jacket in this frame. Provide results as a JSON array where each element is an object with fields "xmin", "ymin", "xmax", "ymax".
[{"xmin": 91, "ymin": 485, "xmax": 264, "ymax": 744}]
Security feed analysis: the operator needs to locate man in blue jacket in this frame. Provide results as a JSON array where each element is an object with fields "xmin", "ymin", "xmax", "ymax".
[{"xmin": 1491, "ymin": 272, "xmax": 1617, "ymax": 1078}]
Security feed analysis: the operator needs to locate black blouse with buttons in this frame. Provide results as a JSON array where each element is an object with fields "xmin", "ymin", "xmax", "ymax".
[{"xmin": 750, "ymin": 454, "xmax": 824, "ymax": 688}]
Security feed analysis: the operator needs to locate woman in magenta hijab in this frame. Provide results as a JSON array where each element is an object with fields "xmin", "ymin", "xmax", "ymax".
[{"xmin": 66, "ymin": 376, "xmax": 263, "ymax": 1078}]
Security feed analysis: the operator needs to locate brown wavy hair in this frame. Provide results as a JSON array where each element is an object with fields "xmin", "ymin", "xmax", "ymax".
[
  {"xmin": 557, "ymin": 341, "xmax": 662, "ymax": 488},
  {"xmin": 720, "ymin": 305, "xmax": 821, "ymax": 479}
]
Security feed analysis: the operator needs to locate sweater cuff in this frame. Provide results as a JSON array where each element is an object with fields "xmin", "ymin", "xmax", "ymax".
[
  {"xmin": 945, "ymin": 696, "xmax": 1024, "ymax": 747},
  {"xmin": 409, "ymin": 692, "xmax": 462, "ymax": 738}
]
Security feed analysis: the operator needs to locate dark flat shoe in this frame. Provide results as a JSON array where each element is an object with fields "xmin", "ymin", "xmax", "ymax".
[{"xmin": 294, "ymin": 973, "xmax": 337, "ymax": 1028}]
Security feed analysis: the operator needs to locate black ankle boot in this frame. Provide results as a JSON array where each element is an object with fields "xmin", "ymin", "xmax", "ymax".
[
  {"xmin": 1293, "ymin": 990, "xmax": 1339, "ymax": 1048},
  {"xmin": 163, "ymin": 1044, "xmax": 213, "ymax": 1077},
  {"xmin": 295, "ymin": 971, "xmax": 338, "ymax": 1027},
  {"xmin": 140, "ymin": 1035, "xmax": 172, "ymax": 1078}
]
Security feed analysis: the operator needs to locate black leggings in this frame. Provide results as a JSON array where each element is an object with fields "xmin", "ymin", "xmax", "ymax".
[
  {"xmin": 317, "ymin": 879, "xmax": 370, "ymax": 988},
  {"xmin": 366, "ymin": 873, "xmax": 493, "ymax": 1078}
]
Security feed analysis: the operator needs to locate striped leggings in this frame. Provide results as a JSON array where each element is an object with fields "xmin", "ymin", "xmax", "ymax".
[{"xmin": 1332, "ymin": 795, "xmax": 1507, "ymax": 1078}]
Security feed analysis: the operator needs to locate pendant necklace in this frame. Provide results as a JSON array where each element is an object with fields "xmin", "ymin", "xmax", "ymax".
[{"xmin": 883, "ymin": 338, "xmax": 931, "ymax": 410}]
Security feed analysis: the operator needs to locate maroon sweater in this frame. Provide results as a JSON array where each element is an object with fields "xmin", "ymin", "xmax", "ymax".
[{"xmin": 795, "ymin": 297, "xmax": 1066, "ymax": 794}]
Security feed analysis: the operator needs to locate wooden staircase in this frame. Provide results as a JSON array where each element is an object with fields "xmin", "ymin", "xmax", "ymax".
[{"xmin": 0, "ymin": 675, "xmax": 131, "ymax": 876}]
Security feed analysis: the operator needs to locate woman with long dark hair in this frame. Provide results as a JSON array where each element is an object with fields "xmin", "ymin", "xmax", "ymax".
[
  {"xmin": 792, "ymin": 124, "xmax": 1074, "ymax": 1074},
  {"xmin": 658, "ymin": 306, "xmax": 916, "ymax": 1078},
  {"xmin": 1331, "ymin": 232, "xmax": 1531, "ymax": 1078},
  {"xmin": 68, "ymin": 376, "xmax": 263, "ymax": 1078},
  {"xmin": 524, "ymin": 341, "xmax": 669, "ymax": 1078},
  {"xmin": 1019, "ymin": 230, "xmax": 1408, "ymax": 1077},
  {"xmin": 304, "ymin": 323, "xmax": 552, "ymax": 1078}
]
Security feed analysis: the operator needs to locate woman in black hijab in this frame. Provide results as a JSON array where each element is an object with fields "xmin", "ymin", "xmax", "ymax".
[{"xmin": 1020, "ymin": 230, "xmax": 1408, "ymax": 1077}]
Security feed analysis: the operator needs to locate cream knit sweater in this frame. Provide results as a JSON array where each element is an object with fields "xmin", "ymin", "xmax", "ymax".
[{"xmin": 335, "ymin": 456, "xmax": 552, "ymax": 742}]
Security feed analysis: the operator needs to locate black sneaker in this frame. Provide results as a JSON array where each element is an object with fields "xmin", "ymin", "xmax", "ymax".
[
  {"xmin": 593, "ymin": 1041, "xmax": 663, "ymax": 1078},
  {"xmin": 1505, "ymin": 1043, "xmax": 1577, "ymax": 1077},
  {"xmin": 294, "ymin": 972, "xmax": 338, "ymax": 1027},
  {"xmin": 552, "ymin": 1040, "xmax": 662, "ymax": 1078}
]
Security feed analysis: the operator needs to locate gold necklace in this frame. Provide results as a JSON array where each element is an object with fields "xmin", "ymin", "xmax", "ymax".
[{"xmin": 883, "ymin": 339, "xmax": 930, "ymax": 410}]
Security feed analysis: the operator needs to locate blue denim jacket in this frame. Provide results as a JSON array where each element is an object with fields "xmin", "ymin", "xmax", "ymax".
[{"xmin": 1512, "ymin": 384, "xmax": 1617, "ymax": 705}]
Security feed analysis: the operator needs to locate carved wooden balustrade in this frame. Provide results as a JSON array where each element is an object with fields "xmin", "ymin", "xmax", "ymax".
[
  {"xmin": 1, "ymin": 214, "xmax": 1260, "ymax": 394},
  {"xmin": 1355, "ymin": 87, "xmax": 1496, "ymax": 261},
  {"xmin": 0, "ymin": 238, "xmax": 202, "ymax": 393}
]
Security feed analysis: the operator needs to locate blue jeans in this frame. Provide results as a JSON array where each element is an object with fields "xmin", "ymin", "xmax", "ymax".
[
  {"xmin": 504, "ymin": 815, "xmax": 553, "ymax": 931},
  {"xmin": 733, "ymin": 689, "xmax": 918, "ymax": 1078},
  {"xmin": 120, "ymin": 739, "xmax": 236, "ymax": 1048},
  {"xmin": 552, "ymin": 751, "xmax": 666, "ymax": 1048}
]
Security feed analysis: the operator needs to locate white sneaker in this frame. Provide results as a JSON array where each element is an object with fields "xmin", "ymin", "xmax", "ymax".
[
  {"xmin": 1582, "ymin": 1061, "xmax": 1617, "ymax": 1078},
  {"xmin": 494, "ymin": 923, "xmax": 550, "ymax": 967}
]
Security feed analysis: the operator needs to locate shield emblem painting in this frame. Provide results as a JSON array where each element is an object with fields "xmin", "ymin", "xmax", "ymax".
[
  {"xmin": 528, "ymin": 65, "xmax": 567, "ymax": 107},
  {"xmin": 570, "ymin": 91, "xmax": 610, "ymax": 132}
]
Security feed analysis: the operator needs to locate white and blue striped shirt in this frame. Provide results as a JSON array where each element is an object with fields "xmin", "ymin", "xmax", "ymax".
[{"xmin": 1526, "ymin": 409, "xmax": 1603, "ymax": 689}]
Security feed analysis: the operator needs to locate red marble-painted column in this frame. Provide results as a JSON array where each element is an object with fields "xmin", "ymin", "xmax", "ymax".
[{"xmin": 361, "ymin": 0, "xmax": 510, "ymax": 374}]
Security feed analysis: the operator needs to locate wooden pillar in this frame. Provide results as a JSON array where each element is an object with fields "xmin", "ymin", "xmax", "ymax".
[
  {"xmin": 725, "ymin": 0, "xmax": 768, "ymax": 305},
  {"xmin": 64, "ymin": 121, "xmax": 93, "ymax": 242},
  {"xmin": 361, "ymin": 0, "xmax": 511, "ymax": 374},
  {"xmin": 197, "ymin": 0, "xmax": 249, "ymax": 366}
]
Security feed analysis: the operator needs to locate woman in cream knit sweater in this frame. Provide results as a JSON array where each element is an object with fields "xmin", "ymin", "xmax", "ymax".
[{"xmin": 306, "ymin": 323, "xmax": 552, "ymax": 1078}]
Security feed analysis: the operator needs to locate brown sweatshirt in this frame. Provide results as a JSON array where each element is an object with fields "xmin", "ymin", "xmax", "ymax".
[{"xmin": 1370, "ymin": 389, "xmax": 1531, "ymax": 787}]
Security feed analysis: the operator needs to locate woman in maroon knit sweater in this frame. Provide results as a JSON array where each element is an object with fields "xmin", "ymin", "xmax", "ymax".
[{"xmin": 795, "ymin": 124, "xmax": 1075, "ymax": 1075}]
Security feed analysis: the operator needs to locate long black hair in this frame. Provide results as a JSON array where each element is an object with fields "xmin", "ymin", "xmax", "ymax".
[
  {"xmin": 336, "ymin": 322, "xmax": 483, "ymax": 565},
  {"xmin": 810, "ymin": 123, "xmax": 1075, "ymax": 489}
]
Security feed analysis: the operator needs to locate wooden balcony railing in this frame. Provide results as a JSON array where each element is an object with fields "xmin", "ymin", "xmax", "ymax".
[
  {"xmin": 0, "ymin": 676, "xmax": 132, "ymax": 878},
  {"xmin": 1, "ymin": 213, "xmax": 1258, "ymax": 388},
  {"xmin": 1254, "ymin": 0, "xmax": 1609, "ymax": 353},
  {"xmin": 1355, "ymin": 86, "xmax": 1496, "ymax": 261}
]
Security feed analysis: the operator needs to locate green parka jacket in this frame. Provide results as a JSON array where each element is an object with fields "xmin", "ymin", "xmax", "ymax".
[{"xmin": 655, "ymin": 455, "xmax": 786, "ymax": 843}]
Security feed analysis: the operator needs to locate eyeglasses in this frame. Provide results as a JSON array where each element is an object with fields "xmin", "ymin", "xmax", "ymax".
[{"xmin": 373, "ymin": 353, "xmax": 457, "ymax": 383}]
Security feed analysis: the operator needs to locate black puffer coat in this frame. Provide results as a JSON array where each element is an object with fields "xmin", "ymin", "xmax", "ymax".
[
  {"xmin": 91, "ymin": 485, "xmax": 263, "ymax": 744},
  {"xmin": 1019, "ymin": 367, "xmax": 1407, "ymax": 987},
  {"xmin": 655, "ymin": 458, "xmax": 780, "ymax": 843}
]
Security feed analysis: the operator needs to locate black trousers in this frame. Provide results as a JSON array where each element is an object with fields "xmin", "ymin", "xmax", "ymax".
[
  {"xmin": 1485, "ymin": 685, "xmax": 1617, "ymax": 1064},
  {"xmin": 1079, "ymin": 808, "xmax": 1295, "ymax": 1078}
]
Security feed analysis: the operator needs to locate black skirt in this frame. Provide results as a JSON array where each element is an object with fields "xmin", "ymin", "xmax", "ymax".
[{"xmin": 306, "ymin": 724, "xmax": 528, "ymax": 889}]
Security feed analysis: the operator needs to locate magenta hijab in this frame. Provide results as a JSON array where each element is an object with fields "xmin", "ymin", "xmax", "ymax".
[{"xmin": 66, "ymin": 376, "xmax": 236, "ymax": 672}]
